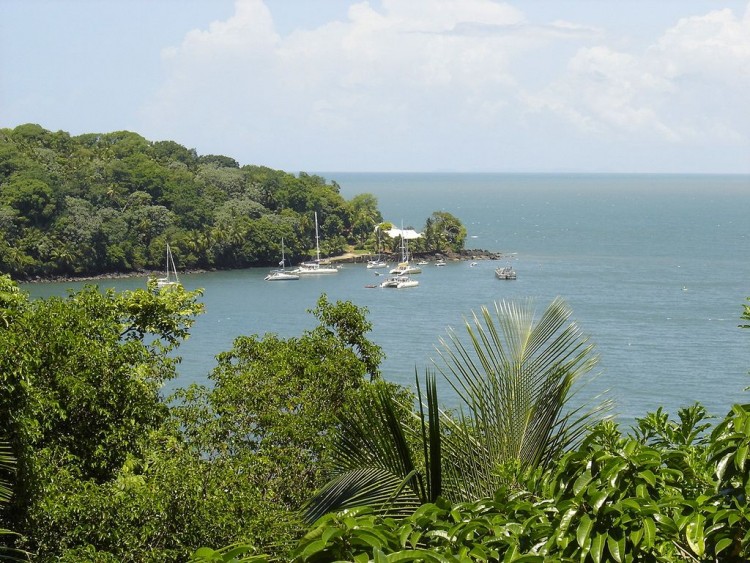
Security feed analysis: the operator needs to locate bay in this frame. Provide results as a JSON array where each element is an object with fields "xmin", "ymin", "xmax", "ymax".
[{"xmin": 23, "ymin": 173, "xmax": 750, "ymax": 427}]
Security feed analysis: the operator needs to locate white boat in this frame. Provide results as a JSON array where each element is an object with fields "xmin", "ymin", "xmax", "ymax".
[
  {"xmin": 366, "ymin": 227, "xmax": 388, "ymax": 269},
  {"xmin": 495, "ymin": 265, "xmax": 517, "ymax": 280},
  {"xmin": 156, "ymin": 243, "xmax": 180, "ymax": 288},
  {"xmin": 380, "ymin": 275, "xmax": 419, "ymax": 289},
  {"xmin": 265, "ymin": 239, "xmax": 299, "ymax": 281},
  {"xmin": 416, "ymin": 260, "xmax": 428, "ymax": 266},
  {"xmin": 389, "ymin": 232, "xmax": 421, "ymax": 275},
  {"xmin": 391, "ymin": 263, "xmax": 422, "ymax": 275},
  {"xmin": 294, "ymin": 212, "xmax": 339, "ymax": 275},
  {"xmin": 435, "ymin": 259, "xmax": 446, "ymax": 267},
  {"xmin": 367, "ymin": 259, "xmax": 388, "ymax": 269}
]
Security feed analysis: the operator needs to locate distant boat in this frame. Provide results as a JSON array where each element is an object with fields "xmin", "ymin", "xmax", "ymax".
[
  {"xmin": 416, "ymin": 260, "xmax": 429, "ymax": 266},
  {"xmin": 366, "ymin": 258, "xmax": 388, "ymax": 269},
  {"xmin": 435, "ymin": 259, "xmax": 446, "ymax": 267},
  {"xmin": 380, "ymin": 274, "xmax": 419, "ymax": 289},
  {"xmin": 495, "ymin": 265, "xmax": 517, "ymax": 280},
  {"xmin": 367, "ymin": 227, "xmax": 388, "ymax": 269},
  {"xmin": 156, "ymin": 243, "xmax": 180, "ymax": 288},
  {"xmin": 294, "ymin": 212, "xmax": 339, "ymax": 275},
  {"xmin": 265, "ymin": 238, "xmax": 299, "ymax": 281},
  {"xmin": 390, "ymin": 262, "xmax": 422, "ymax": 275},
  {"xmin": 389, "ymin": 230, "xmax": 421, "ymax": 275}
]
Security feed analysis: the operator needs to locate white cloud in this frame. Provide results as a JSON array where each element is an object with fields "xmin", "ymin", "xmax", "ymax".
[
  {"xmin": 529, "ymin": 4, "xmax": 750, "ymax": 146},
  {"xmin": 139, "ymin": 0, "xmax": 750, "ymax": 172}
]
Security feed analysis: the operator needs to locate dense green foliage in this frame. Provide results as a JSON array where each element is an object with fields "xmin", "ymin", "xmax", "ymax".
[
  {"xmin": 0, "ymin": 276, "xmax": 391, "ymax": 561},
  {"xmin": 0, "ymin": 274, "xmax": 204, "ymax": 559},
  {"xmin": 292, "ymin": 403, "xmax": 750, "ymax": 562},
  {"xmin": 0, "ymin": 124, "xmax": 382, "ymax": 278},
  {"xmin": 285, "ymin": 296, "xmax": 750, "ymax": 561}
]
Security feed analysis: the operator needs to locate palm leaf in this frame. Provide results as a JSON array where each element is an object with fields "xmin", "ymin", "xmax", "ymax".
[
  {"xmin": 302, "ymin": 383, "xmax": 426, "ymax": 522},
  {"xmin": 434, "ymin": 297, "xmax": 609, "ymax": 498},
  {"xmin": 0, "ymin": 442, "xmax": 13, "ymax": 505}
]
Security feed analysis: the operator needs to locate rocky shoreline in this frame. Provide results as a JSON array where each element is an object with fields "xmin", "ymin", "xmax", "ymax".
[{"xmin": 329, "ymin": 248, "xmax": 505, "ymax": 264}]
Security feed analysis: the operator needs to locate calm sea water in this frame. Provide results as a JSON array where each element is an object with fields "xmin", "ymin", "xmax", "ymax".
[{"xmin": 23, "ymin": 173, "xmax": 750, "ymax": 427}]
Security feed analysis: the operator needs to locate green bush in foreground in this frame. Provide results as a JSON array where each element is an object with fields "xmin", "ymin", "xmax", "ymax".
[{"xmin": 289, "ymin": 403, "xmax": 750, "ymax": 562}]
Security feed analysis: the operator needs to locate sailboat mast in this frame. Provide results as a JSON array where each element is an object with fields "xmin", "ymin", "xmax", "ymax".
[{"xmin": 315, "ymin": 212, "xmax": 321, "ymax": 262}]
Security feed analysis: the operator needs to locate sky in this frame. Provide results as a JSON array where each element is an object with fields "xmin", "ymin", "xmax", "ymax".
[{"xmin": 1, "ymin": 0, "xmax": 749, "ymax": 173}]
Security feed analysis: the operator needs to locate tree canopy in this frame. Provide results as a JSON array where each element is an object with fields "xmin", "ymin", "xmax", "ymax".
[{"xmin": 0, "ymin": 126, "xmax": 366, "ymax": 278}]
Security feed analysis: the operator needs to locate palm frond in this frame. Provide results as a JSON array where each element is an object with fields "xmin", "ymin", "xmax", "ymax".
[
  {"xmin": 302, "ymin": 382, "xmax": 425, "ymax": 522},
  {"xmin": 306, "ymin": 298, "xmax": 611, "ymax": 519},
  {"xmin": 0, "ymin": 442, "xmax": 14, "ymax": 505},
  {"xmin": 417, "ymin": 370, "xmax": 442, "ymax": 502},
  {"xmin": 433, "ymin": 297, "xmax": 609, "ymax": 497},
  {"xmin": 303, "ymin": 467, "xmax": 422, "ymax": 522}
]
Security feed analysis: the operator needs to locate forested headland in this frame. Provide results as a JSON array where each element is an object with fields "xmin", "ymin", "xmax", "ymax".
[{"xmin": 0, "ymin": 124, "xmax": 467, "ymax": 281}]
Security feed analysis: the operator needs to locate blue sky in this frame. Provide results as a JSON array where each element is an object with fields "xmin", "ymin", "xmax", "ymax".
[{"xmin": 2, "ymin": 0, "xmax": 749, "ymax": 173}]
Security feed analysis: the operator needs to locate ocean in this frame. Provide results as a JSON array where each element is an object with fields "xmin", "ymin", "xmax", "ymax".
[{"xmin": 23, "ymin": 173, "xmax": 750, "ymax": 428}]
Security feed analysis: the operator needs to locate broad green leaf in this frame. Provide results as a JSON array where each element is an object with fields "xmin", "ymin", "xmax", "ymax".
[
  {"xmin": 653, "ymin": 513, "xmax": 678, "ymax": 535},
  {"xmin": 642, "ymin": 517, "xmax": 656, "ymax": 548},
  {"xmin": 607, "ymin": 535, "xmax": 625, "ymax": 563},
  {"xmin": 735, "ymin": 444, "xmax": 748, "ymax": 471},
  {"xmin": 620, "ymin": 498, "xmax": 642, "ymax": 511},
  {"xmin": 573, "ymin": 470, "xmax": 593, "ymax": 496},
  {"xmin": 360, "ymin": 528, "xmax": 394, "ymax": 549},
  {"xmin": 298, "ymin": 539, "xmax": 328, "ymax": 559},
  {"xmin": 629, "ymin": 527, "xmax": 643, "ymax": 548},
  {"xmin": 686, "ymin": 514, "xmax": 706, "ymax": 556},
  {"xmin": 322, "ymin": 527, "xmax": 344, "ymax": 544},
  {"xmin": 714, "ymin": 537, "xmax": 733, "ymax": 556},
  {"xmin": 576, "ymin": 514, "xmax": 593, "ymax": 548},
  {"xmin": 638, "ymin": 470, "xmax": 656, "ymax": 487},
  {"xmin": 590, "ymin": 490, "xmax": 609, "ymax": 513},
  {"xmin": 590, "ymin": 533, "xmax": 606, "ymax": 563},
  {"xmin": 558, "ymin": 506, "xmax": 579, "ymax": 536}
]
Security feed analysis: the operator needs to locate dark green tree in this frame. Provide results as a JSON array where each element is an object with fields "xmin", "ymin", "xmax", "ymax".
[
  {"xmin": 423, "ymin": 211, "xmax": 466, "ymax": 253},
  {"xmin": 0, "ymin": 276, "xmax": 204, "ymax": 557}
]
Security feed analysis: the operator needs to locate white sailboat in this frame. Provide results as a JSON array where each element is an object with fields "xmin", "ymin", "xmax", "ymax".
[
  {"xmin": 366, "ymin": 226, "xmax": 388, "ymax": 269},
  {"xmin": 389, "ymin": 231, "xmax": 421, "ymax": 275},
  {"xmin": 156, "ymin": 243, "xmax": 180, "ymax": 288},
  {"xmin": 294, "ymin": 212, "xmax": 339, "ymax": 275},
  {"xmin": 265, "ymin": 238, "xmax": 299, "ymax": 281}
]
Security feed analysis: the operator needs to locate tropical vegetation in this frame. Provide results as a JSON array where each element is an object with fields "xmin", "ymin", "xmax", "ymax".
[
  {"xmin": 303, "ymin": 298, "xmax": 610, "ymax": 522},
  {"xmin": 0, "ymin": 124, "xmax": 466, "ymax": 280},
  {"xmin": 0, "ymin": 273, "xmax": 392, "ymax": 561},
  {"xmin": 1, "ymin": 125, "xmax": 749, "ymax": 561},
  {"xmin": 1, "ymin": 271, "xmax": 748, "ymax": 561},
  {"xmin": 293, "ymin": 402, "xmax": 750, "ymax": 562}
]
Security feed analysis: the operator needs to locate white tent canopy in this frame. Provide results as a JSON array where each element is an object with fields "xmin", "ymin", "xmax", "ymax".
[{"xmin": 380, "ymin": 227, "xmax": 423, "ymax": 239}]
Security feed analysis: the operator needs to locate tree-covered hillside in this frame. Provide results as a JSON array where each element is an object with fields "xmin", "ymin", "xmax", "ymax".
[{"xmin": 0, "ymin": 124, "xmax": 383, "ymax": 279}]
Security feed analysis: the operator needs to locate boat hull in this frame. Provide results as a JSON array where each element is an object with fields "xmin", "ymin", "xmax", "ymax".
[
  {"xmin": 380, "ymin": 275, "xmax": 419, "ymax": 289},
  {"xmin": 294, "ymin": 265, "xmax": 339, "ymax": 275},
  {"xmin": 265, "ymin": 270, "xmax": 300, "ymax": 281},
  {"xmin": 495, "ymin": 267, "xmax": 517, "ymax": 280}
]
